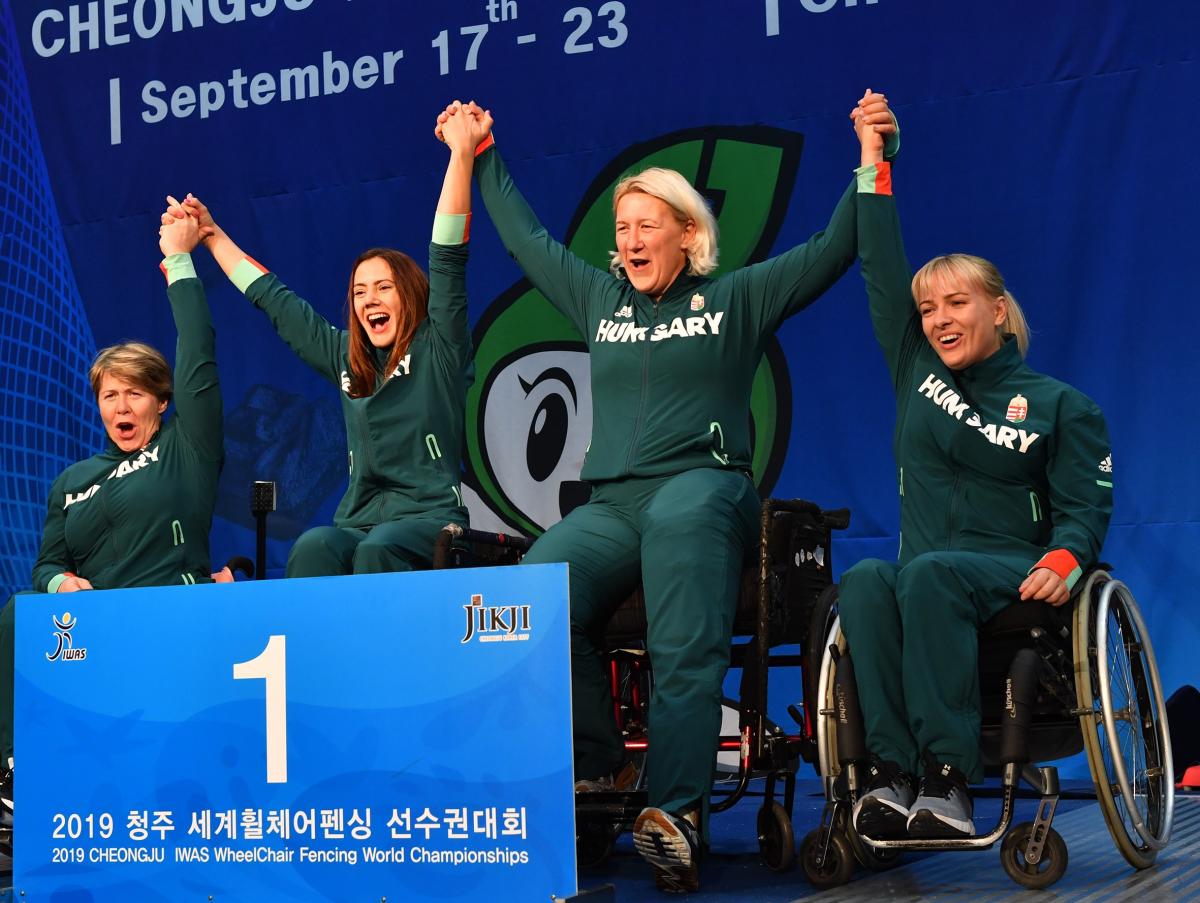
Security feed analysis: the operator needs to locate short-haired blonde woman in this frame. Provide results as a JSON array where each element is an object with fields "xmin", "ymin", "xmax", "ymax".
[
  {"xmin": 841, "ymin": 92, "xmax": 1111, "ymax": 842},
  {"xmin": 437, "ymin": 95, "xmax": 895, "ymax": 893},
  {"xmin": 0, "ymin": 209, "xmax": 223, "ymax": 825}
]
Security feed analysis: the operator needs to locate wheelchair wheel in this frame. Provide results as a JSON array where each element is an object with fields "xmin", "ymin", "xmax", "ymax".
[
  {"xmin": 814, "ymin": 611, "xmax": 848, "ymax": 781},
  {"xmin": 1000, "ymin": 822, "xmax": 1068, "ymax": 889},
  {"xmin": 805, "ymin": 584, "xmax": 840, "ymax": 722},
  {"xmin": 800, "ymin": 825, "xmax": 854, "ymax": 889},
  {"xmin": 757, "ymin": 801, "xmax": 796, "ymax": 872},
  {"xmin": 1073, "ymin": 571, "xmax": 1174, "ymax": 869},
  {"xmin": 845, "ymin": 817, "xmax": 903, "ymax": 871}
]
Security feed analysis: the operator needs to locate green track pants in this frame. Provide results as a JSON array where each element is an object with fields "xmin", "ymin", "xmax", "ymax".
[
  {"xmin": 838, "ymin": 551, "xmax": 1034, "ymax": 782},
  {"xmin": 286, "ymin": 510, "xmax": 465, "ymax": 577},
  {"xmin": 523, "ymin": 468, "xmax": 759, "ymax": 835}
]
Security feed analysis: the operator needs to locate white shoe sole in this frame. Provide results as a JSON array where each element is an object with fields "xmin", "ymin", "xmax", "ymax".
[{"xmin": 632, "ymin": 808, "xmax": 698, "ymax": 893}]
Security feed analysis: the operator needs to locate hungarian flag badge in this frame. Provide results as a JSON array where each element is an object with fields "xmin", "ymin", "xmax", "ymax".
[{"xmin": 1006, "ymin": 394, "xmax": 1028, "ymax": 423}]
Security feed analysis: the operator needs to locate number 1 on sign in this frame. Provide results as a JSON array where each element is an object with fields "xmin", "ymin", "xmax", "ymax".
[{"xmin": 233, "ymin": 635, "xmax": 288, "ymax": 783}]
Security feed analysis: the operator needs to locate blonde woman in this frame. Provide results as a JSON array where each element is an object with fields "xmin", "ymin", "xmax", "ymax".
[{"xmin": 438, "ymin": 95, "xmax": 896, "ymax": 892}]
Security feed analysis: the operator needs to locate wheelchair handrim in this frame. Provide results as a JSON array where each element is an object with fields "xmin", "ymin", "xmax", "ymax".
[
  {"xmin": 1095, "ymin": 578, "xmax": 1174, "ymax": 851},
  {"xmin": 816, "ymin": 616, "xmax": 843, "ymax": 780}
]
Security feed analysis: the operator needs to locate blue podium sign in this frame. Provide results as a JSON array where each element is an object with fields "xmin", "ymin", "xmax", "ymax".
[{"xmin": 14, "ymin": 564, "xmax": 577, "ymax": 901}]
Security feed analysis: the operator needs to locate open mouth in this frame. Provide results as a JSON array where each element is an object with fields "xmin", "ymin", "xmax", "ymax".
[
  {"xmin": 115, "ymin": 421, "xmax": 137, "ymax": 441},
  {"xmin": 366, "ymin": 311, "xmax": 391, "ymax": 334},
  {"xmin": 628, "ymin": 257, "xmax": 650, "ymax": 273},
  {"xmin": 938, "ymin": 333, "xmax": 962, "ymax": 349}
]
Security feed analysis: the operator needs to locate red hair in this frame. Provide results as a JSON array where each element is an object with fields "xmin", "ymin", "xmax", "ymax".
[{"xmin": 345, "ymin": 248, "xmax": 429, "ymax": 398}]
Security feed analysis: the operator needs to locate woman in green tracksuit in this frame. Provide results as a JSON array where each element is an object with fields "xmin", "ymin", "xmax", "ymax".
[
  {"xmin": 0, "ymin": 209, "xmax": 222, "ymax": 820},
  {"xmin": 842, "ymin": 94, "xmax": 1112, "ymax": 841},
  {"xmin": 178, "ymin": 110, "xmax": 480, "ymax": 578},
  {"xmin": 438, "ymin": 96, "xmax": 896, "ymax": 893}
]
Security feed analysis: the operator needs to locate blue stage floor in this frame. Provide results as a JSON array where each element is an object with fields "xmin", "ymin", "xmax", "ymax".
[{"xmin": 581, "ymin": 780, "xmax": 1200, "ymax": 902}]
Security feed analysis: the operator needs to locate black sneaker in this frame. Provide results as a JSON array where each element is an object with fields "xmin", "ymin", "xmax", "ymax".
[
  {"xmin": 852, "ymin": 758, "xmax": 915, "ymax": 839},
  {"xmin": 632, "ymin": 806, "xmax": 701, "ymax": 893},
  {"xmin": 907, "ymin": 759, "xmax": 974, "ymax": 838}
]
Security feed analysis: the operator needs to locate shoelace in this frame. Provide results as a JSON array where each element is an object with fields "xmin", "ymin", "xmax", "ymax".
[
  {"xmin": 919, "ymin": 769, "xmax": 960, "ymax": 801},
  {"xmin": 868, "ymin": 758, "xmax": 911, "ymax": 793}
]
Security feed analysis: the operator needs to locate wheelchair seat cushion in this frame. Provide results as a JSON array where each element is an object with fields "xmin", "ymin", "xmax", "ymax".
[{"xmin": 980, "ymin": 599, "xmax": 1071, "ymax": 640}]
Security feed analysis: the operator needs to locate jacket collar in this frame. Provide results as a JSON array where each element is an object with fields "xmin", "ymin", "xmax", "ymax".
[{"xmin": 957, "ymin": 334, "xmax": 1023, "ymax": 386}]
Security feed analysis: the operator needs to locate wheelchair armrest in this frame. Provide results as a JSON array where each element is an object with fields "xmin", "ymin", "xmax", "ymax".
[
  {"xmin": 762, "ymin": 498, "xmax": 851, "ymax": 531},
  {"xmin": 432, "ymin": 524, "xmax": 534, "ymax": 569}
]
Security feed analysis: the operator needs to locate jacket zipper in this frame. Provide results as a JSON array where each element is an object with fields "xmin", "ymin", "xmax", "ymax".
[{"xmin": 623, "ymin": 303, "xmax": 658, "ymax": 473}]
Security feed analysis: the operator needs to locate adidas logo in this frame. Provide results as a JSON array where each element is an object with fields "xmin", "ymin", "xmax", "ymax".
[
  {"xmin": 1099, "ymin": 454, "xmax": 1112, "ymax": 474},
  {"xmin": 614, "ymin": 305, "xmax": 633, "ymax": 318}
]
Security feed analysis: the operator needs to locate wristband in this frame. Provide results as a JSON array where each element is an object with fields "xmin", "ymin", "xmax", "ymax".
[
  {"xmin": 47, "ymin": 572, "xmax": 73, "ymax": 594},
  {"xmin": 432, "ymin": 212, "xmax": 471, "ymax": 245},
  {"xmin": 1030, "ymin": 549, "xmax": 1082, "ymax": 590},
  {"xmin": 855, "ymin": 161, "xmax": 892, "ymax": 196},
  {"xmin": 231, "ymin": 256, "xmax": 269, "ymax": 294},
  {"xmin": 160, "ymin": 253, "xmax": 197, "ymax": 285}
]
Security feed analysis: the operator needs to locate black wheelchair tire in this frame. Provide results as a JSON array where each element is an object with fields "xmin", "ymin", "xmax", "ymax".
[
  {"xmin": 757, "ymin": 801, "xmax": 796, "ymax": 872},
  {"xmin": 1000, "ymin": 822, "xmax": 1068, "ymax": 889},
  {"xmin": 799, "ymin": 825, "xmax": 854, "ymax": 889}
]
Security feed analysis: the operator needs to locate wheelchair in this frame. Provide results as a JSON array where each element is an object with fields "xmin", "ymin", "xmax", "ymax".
[
  {"xmin": 433, "ymin": 498, "xmax": 849, "ymax": 873},
  {"xmin": 804, "ymin": 566, "xmax": 1175, "ymax": 889}
]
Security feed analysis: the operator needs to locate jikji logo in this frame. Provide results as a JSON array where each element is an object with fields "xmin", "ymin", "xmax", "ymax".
[
  {"xmin": 47, "ymin": 611, "xmax": 87, "ymax": 662},
  {"xmin": 463, "ymin": 126, "xmax": 801, "ymax": 535},
  {"xmin": 461, "ymin": 593, "xmax": 532, "ymax": 645}
]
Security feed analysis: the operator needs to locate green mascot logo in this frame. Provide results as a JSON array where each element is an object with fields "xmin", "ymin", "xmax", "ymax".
[{"xmin": 464, "ymin": 126, "xmax": 805, "ymax": 535}]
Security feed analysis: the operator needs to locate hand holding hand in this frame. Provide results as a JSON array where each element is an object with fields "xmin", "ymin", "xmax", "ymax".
[
  {"xmin": 850, "ymin": 88, "xmax": 893, "ymax": 158},
  {"xmin": 435, "ymin": 100, "xmax": 493, "ymax": 149},
  {"xmin": 56, "ymin": 575, "xmax": 94, "ymax": 592},
  {"xmin": 1019, "ymin": 567, "xmax": 1070, "ymax": 606},
  {"xmin": 158, "ymin": 196, "xmax": 201, "ymax": 256}
]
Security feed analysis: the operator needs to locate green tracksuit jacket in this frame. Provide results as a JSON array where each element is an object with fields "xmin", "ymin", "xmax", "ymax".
[
  {"xmin": 858, "ymin": 166, "xmax": 1112, "ymax": 580},
  {"xmin": 838, "ymin": 163, "xmax": 1113, "ymax": 780},
  {"xmin": 31, "ymin": 259, "xmax": 224, "ymax": 591},
  {"xmin": 474, "ymin": 145, "xmax": 859, "ymax": 481},
  {"xmin": 238, "ymin": 243, "xmax": 472, "ymax": 529},
  {"xmin": 478, "ymin": 144, "xmax": 862, "ymax": 831}
]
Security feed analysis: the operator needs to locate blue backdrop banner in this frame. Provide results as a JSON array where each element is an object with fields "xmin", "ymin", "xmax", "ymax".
[
  {"xmin": 14, "ymin": 564, "xmax": 576, "ymax": 901},
  {"xmin": 1, "ymin": 1, "xmax": 1196, "ymax": 742}
]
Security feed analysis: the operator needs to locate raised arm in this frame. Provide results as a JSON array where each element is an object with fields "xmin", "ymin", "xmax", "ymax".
[
  {"xmin": 157, "ymin": 203, "xmax": 222, "ymax": 462},
  {"xmin": 171, "ymin": 195, "xmax": 344, "ymax": 384},
  {"xmin": 422, "ymin": 101, "xmax": 485, "ymax": 355},
  {"xmin": 437, "ymin": 101, "xmax": 615, "ymax": 338},
  {"xmin": 733, "ymin": 91, "xmax": 900, "ymax": 336},
  {"xmin": 852, "ymin": 91, "xmax": 924, "ymax": 390}
]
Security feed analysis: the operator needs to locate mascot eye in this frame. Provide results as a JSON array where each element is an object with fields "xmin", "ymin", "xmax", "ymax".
[
  {"xmin": 480, "ymin": 350, "xmax": 592, "ymax": 533},
  {"xmin": 520, "ymin": 368, "xmax": 575, "ymax": 483}
]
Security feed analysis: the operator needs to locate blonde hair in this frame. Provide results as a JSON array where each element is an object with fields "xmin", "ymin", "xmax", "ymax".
[
  {"xmin": 911, "ymin": 254, "xmax": 1030, "ymax": 357},
  {"xmin": 609, "ymin": 167, "xmax": 719, "ymax": 277},
  {"xmin": 89, "ymin": 342, "xmax": 173, "ymax": 402}
]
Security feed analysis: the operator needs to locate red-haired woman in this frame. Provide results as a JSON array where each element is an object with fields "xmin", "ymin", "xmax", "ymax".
[{"xmin": 173, "ymin": 111, "xmax": 480, "ymax": 576}]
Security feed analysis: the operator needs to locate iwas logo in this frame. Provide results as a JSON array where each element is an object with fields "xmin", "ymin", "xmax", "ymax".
[
  {"xmin": 46, "ymin": 611, "xmax": 87, "ymax": 662},
  {"xmin": 460, "ymin": 593, "xmax": 531, "ymax": 645},
  {"xmin": 463, "ymin": 126, "xmax": 799, "ymax": 536}
]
